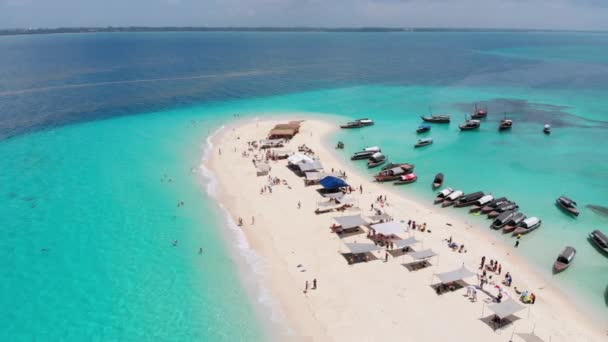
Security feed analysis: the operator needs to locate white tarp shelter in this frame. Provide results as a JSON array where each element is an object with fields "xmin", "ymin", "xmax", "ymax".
[
  {"xmin": 371, "ymin": 221, "xmax": 407, "ymax": 236},
  {"xmin": 344, "ymin": 243, "xmax": 382, "ymax": 254},
  {"xmin": 409, "ymin": 249, "xmax": 437, "ymax": 260},
  {"xmin": 322, "ymin": 192, "xmax": 345, "ymax": 199},
  {"xmin": 516, "ymin": 332, "xmax": 545, "ymax": 342},
  {"xmin": 435, "ymin": 266, "xmax": 476, "ymax": 284},
  {"xmin": 333, "ymin": 215, "xmax": 368, "ymax": 229},
  {"xmin": 393, "ymin": 237, "xmax": 419, "ymax": 249},
  {"xmin": 287, "ymin": 154, "xmax": 314, "ymax": 165},
  {"xmin": 298, "ymin": 161, "xmax": 324, "ymax": 172},
  {"xmin": 369, "ymin": 213, "xmax": 392, "ymax": 222},
  {"xmin": 487, "ymin": 299, "xmax": 526, "ymax": 320}
]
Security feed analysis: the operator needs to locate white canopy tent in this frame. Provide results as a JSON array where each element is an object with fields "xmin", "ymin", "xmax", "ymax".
[
  {"xmin": 287, "ymin": 154, "xmax": 314, "ymax": 165},
  {"xmin": 298, "ymin": 161, "xmax": 324, "ymax": 172},
  {"xmin": 333, "ymin": 215, "xmax": 369, "ymax": 229},
  {"xmin": 371, "ymin": 221, "xmax": 407, "ymax": 236},
  {"xmin": 344, "ymin": 242, "xmax": 383, "ymax": 254},
  {"xmin": 393, "ymin": 236, "xmax": 419, "ymax": 249},
  {"xmin": 516, "ymin": 332, "xmax": 545, "ymax": 342},
  {"xmin": 486, "ymin": 299, "xmax": 526, "ymax": 320},
  {"xmin": 409, "ymin": 249, "xmax": 437, "ymax": 260},
  {"xmin": 434, "ymin": 266, "xmax": 477, "ymax": 284},
  {"xmin": 322, "ymin": 192, "xmax": 345, "ymax": 199}
]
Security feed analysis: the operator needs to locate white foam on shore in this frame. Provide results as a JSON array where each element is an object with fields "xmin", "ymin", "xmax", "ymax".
[{"xmin": 197, "ymin": 124, "xmax": 293, "ymax": 341}]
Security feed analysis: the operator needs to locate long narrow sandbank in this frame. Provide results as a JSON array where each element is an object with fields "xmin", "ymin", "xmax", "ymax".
[{"xmin": 205, "ymin": 117, "xmax": 605, "ymax": 342}]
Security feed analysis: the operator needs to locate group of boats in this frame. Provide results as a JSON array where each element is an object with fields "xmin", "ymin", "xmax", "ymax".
[
  {"xmin": 418, "ymin": 105, "xmax": 551, "ymax": 134},
  {"xmin": 434, "ymin": 188, "xmax": 542, "ymax": 236},
  {"xmin": 342, "ymin": 115, "xmax": 606, "ymax": 281}
]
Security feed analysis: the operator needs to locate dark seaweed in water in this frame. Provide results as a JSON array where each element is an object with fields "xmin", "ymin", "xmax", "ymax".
[
  {"xmin": 586, "ymin": 204, "xmax": 608, "ymax": 218},
  {"xmin": 454, "ymin": 98, "xmax": 608, "ymax": 129}
]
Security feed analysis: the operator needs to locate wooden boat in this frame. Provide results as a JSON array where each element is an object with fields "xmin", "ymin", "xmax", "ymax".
[
  {"xmin": 394, "ymin": 173, "xmax": 417, "ymax": 185},
  {"xmin": 553, "ymin": 246, "xmax": 576, "ymax": 273},
  {"xmin": 340, "ymin": 118, "xmax": 374, "ymax": 129},
  {"xmin": 454, "ymin": 191, "xmax": 485, "ymax": 208},
  {"xmin": 420, "ymin": 115, "xmax": 451, "ymax": 123},
  {"xmin": 414, "ymin": 138, "xmax": 433, "ymax": 148},
  {"xmin": 499, "ymin": 118, "xmax": 513, "ymax": 131},
  {"xmin": 374, "ymin": 164, "xmax": 415, "ymax": 182},
  {"xmin": 468, "ymin": 195, "xmax": 494, "ymax": 212},
  {"xmin": 488, "ymin": 202, "xmax": 518, "ymax": 218},
  {"xmin": 432, "ymin": 173, "xmax": 444, "ymax": 189},
  {"xmin": 589, "ymin": 230, "xmax": 608, "ymax": 255},
  {"xmin": 441, "ymin": 190, "xmax": 464, "ymax": 207},
  {"xmin": 336, "ymin": 141, "xmax": 344, "ymax": 149},
  {"xmin": 367, "ymin": 152, "xmax": 387, "ymax": 168},
  {"xmin": 479, "ymin": 197, "xmax": 510, "ymax": 214},
  {"xmin": 502, "ymin": 212, "xmax": 526, "ymax": 233},
  {"xmin": 434, "ymin": 187, "xmax": 454, "ymax": 204},
  {"xmin": 351, "ymin": 146, "xmax": 380, "ymax": 160},
  {"xmin": 490, "ymin": 210, "xmax": 517, "ymax": 230},
  {"xmin": 459, "ymin": 119, "xmax": 481, "ymax": 131},
  {"xmin": 556, "ymin": 196, "xmax": 579, "ymax": 216},
  {"xmin": 543, "ymin": 124, "xmax": 551, "ymax": 135},
  {"xmin": 471, "ymin": 104, "xmax": 488, "ymax": 119},
  {"xmin": 381, "ymin": 162, "xmax": 414, "ymax": 171},
  {"xmin": 470, "ymin": 196, "xmax": 503, "ymax": 213},
  {"xmin": 417, "ymin": 124, "xmax": 431, "ymax": 133},
  {"xmin": 512, "ymin": 217, "xmax": 542, "ymax": 235}
]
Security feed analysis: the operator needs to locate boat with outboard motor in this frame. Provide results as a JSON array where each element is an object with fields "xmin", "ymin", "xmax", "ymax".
[
  {"xmin": 543, "ymin": 124, "xmax": 551, "ymax": 134},
  {"xmin": 432, "ymin": 173, "xmax": 444, "ymax": 189},
  {"xmin": 351, "ymin": 146, "xmax": 381, "ymax": 160},
  {"xmin": 421, "ymin": 115, "xmax": 451, "ymax": 123},
  {"xmin": 488, "ymin": 202, "xmax": 519, "ymax": 218},
  {"xmin": 367, "ymin": 152, "xmax": 387, "ymax": 168},
  {"xmin": 441, "ymin": 190, "xmax": 464, "ymax": 207},
  {"xmin": 417, "ymin": 124, "xmax": 431, "ymax": 133},
  {"xmin": 589, "ymin": 230, "xmax": 608, "ymax": 255},
  {"xmin": 512, "ymin": 217, "xmax": 542, "ymax": 235},
  {"xmin": 468, "ymin": 195, "xmax": 494, "ymax": 212},
  {"xmin": 454, "ymin": 191, "xmax": 485, "ymax": 208},
  {"xmin": 490, "ymin": 210, "xmax": 517, "ymax": 230},
  {"xmin": 340, "ymin": 118, "xmax": 374, "ymax": 129},
  {"xmin": 479, "ymin": 197, "xmax": 510, "ymax": 214},
  {"xmin": 553, "ymin": 246, "xmax": 576, "ymax": 273},
  {"xmin": 502, "ymin": 212, "xmax": 526, "ymax": 233},
  {"xmin": 556, "ymin": 196, "xmax": 579, "ymax": 216},
  {"xmin": 434, "ymin": 187, "xmax": 454, "ymax": 204},
  {"xmin": 394, "ymin": 173, "xmax": 417, "ymax": 185},
  {"xmin": 414, "ymin": 138, "xmax": 433, "ymax": 148},
  {"xmin": 499, "ymin": 113, "xmax": 513, "ymax": 131},
  {"xmin": 459, "ymin": 118, "xmax": 481, "ymax": 131}
]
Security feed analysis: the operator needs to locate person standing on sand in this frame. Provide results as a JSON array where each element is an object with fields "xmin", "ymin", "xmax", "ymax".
[
  {"xmin": 498, "ymin": 264, "xmax": 502, "ymax": 275},
  {"xmin": 218, "ymin": 148, "xmax": 222, "ymax": 155},
  {"xmin": 480, "ymin": 256, "xmax": 486, "ymax": 269},
  {"xmin": 385, "ymin": 252, "xmax": 389, "ymax": 262},
  {"xmin": 515, "ymin": 240, "xmax": 520, "ymax": 248},
  {"xmin": 312, "ymin": 278, "xmax": 317, "ymax": 290},
  {"xmin": 304, "ymin": 281, "xmax": 309, "ymax": 294},
  {"xmin": 297, "ymin": 201, "xmax": 301, "ymax": 209},
  {"xmin": 251, "ymin": 216, "xmax": 255, "ymax": 225},
  {"xmin": 360, "ymin": 185, "xmax": 363, "ymax": 194}
]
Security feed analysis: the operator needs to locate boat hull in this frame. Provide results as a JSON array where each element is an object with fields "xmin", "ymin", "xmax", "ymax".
[
  {"xmin": 394, "ymin": 178, "xmax": 417, "ymax": 185},
  {"xmin": 513, "ymin": 223, "xmax": 541, "ymax": 235},
  {"xmin": 553, "ymin": 261, "xmax": 570, "ymax": 273},
  {"xmin": 420, "ymin": 115, "xmax": 450, "ymax": 123},
  {"xmin": 556, "ymin": 200, "xmax": 579, "ymax": 216}
]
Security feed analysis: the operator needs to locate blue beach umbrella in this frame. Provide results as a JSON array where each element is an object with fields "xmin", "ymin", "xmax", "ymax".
[{"xmin": 320, "ymin": 176, "xmax": 349, "ymax": 189}]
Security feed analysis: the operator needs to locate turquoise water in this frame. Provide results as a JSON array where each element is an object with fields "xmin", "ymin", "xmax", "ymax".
[
  {"xmin": 0, "ymin": 110, "xmax": 269, "ymax": 340},
  {"xmin": 2, "ymin": 31, "xmax": 608, "ymax": 340}
]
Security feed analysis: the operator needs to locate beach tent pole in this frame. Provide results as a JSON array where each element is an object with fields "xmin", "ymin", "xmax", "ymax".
[{"xmin": 509, "ymin": 321, "xmax": 516, "ymax": 342}]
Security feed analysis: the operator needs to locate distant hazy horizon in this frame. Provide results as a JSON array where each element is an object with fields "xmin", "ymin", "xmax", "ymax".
[{"xmin": 2, "ymin": 0, "xmax": 608, "ymax": 31}]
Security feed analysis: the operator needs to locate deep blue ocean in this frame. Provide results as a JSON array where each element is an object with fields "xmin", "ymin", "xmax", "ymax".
[{"xmin": 1, "ymin": 31, "xmax": 607, "ymax": 340}]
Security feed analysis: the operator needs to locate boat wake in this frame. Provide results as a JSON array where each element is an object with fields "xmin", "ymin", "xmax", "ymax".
[{"xmin": 197, "ymin": 125, "xmax": 293, "ymax": 340}]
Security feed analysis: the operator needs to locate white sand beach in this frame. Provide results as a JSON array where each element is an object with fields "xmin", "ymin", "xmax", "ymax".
[{"xmin": 205, "ymin": 117, "xmax": 606, "ymax": 342}]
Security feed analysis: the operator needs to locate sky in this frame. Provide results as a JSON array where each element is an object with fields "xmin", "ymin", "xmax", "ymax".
[{"xmin": 1, "ymin": 0, "xmax": 608, "ymax": 31}]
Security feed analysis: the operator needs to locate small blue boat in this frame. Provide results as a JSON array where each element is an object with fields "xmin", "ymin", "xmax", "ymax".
[{"xmin": 417, "ymin": 124, "xmax": 431, "ymax": 133}]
